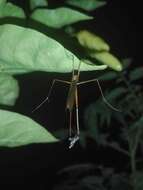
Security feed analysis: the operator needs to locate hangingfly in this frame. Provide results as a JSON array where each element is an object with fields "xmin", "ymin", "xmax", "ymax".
[{"xmin": 32, "ymin": 61, "xmax": 120, "ymax": 149}]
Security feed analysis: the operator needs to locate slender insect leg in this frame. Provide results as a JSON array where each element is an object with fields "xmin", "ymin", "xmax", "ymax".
[
  {"xmin": 77, "ymin": 61, "xmax": 82, "ymax": 77},
  {"xmin": 77, "ymin": 78, "xmax": 98, "ymax": 85},
  {"xmin": 68, "ymin": 105, "xmax": 79, "ymax": 149},
  {"xmin": 72, "ymin": 55, "xmax": 75, "ymax": 77},
  {"xmin": 75, "ymin": 87, "xmax": 80, "ymax": 136},
  {"xmin": 69, "ymin": 110, "xmax": 72, "ymax": 137},
  {"xmin": 78, "ymin": 79, "xmax": 121, "ymax": 112},
  {"xmin": 68, "ymin": 87, "xmax": 80, "ymax": 149},
  {"xmin": 32, "ymin": 79, "xmax": 70, "ymax": 112}
]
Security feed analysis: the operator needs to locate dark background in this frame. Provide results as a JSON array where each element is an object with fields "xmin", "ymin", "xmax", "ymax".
[{"xmin": 0, "ymin": 0, "xmax": 139, "ymax": 189}]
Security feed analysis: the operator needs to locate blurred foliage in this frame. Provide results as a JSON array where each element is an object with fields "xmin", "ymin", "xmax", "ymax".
[
  {"xmin": 31, "ymin": 7, "xmax": 92, "ymax": 28},
  {"xmin": 76, "ymin": 30, "xmax": 110, "ymax": 51},
  {"xmin": 0, "ymin": 1, "xmax": 25, "ymax": 18},
  {"xmin": 66, "ymin": 0, "xmax": 106, "ymax": 11},
  {"xmin": 90, "ymin": 51, "xmax": 122, "ymax": 71},
  {"xmin": 53, "ymin": 164, "xmax": 131, "ymax": 190},
  {"xmin": 30, "ymin": 0, "xmax": 48, "ymax": 11},
  {"xmin": 83, "ymin": 60, "xmax": 143, "ymax": 189}
]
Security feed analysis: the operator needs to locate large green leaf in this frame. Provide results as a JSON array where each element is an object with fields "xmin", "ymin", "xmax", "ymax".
[
  {"xmin": 76, "ymin": 30, "xmax": 110, "ymax": 51},
  {"xmin": 66, "ymin": 0, "xmax": 106, "ymax": 11},
  {"xmin": 0, "ymin": 109, "xmax": 58, "ymax": 147},
  {"xmin": 0, "ymin": 24, "xmax": 107, "ymax": 74},
  {"xmin": 0, "ymin": 2, "xmax": 25, "ymax": 18},
  {"xmin": 30, "ymin": 0, "xmax": 48, "ymax": 10},
  {"xmin": 31, "ymin": 7, "xmax": 92, "ymax": 28},
  {"xmin": 90, "ymin": 52, "xmax": 123, "ymax": 71},
  {"xmin": 0, "ymin": 74, "xmax": 19, "ymax": 106}
]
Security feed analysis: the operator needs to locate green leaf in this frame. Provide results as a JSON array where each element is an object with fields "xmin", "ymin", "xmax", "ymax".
[
  {"xmin": 31, "ymin": 7, "xmax": 92, "ymax": 28},
  {"xmin": 90, "ymin": 52, "xmax": 123, "ymax": 71},
  {"xmin": 128, "ymin": 116, "xmax": 143, "ymax": 154},
  {"xmin": 66, "ymin": 0, "xmax": 106, "ymax": 11},
  {"xmin": 84, "ymin": 103, "xmax": 99, "ymax": 141},
  {"xmin": 105, "ymin": 87, "xmax": 127, "ymax": 101},
  {"xmin": 0, "ymin": 0, "xmax": 6, "ymax": 6},
  {"xmin": 0, "ymin": 24, "xmax": 107, "ymax": 74},
  {"xmin": 95, "ymin": 99, "xmax": 112, "ymax": 127},
  {"xmin": 99, "ymin": 71, "xmax": 118, "ymax": 81},
  {"xmin": 0, "ymin": 74, "xmax": 19, "ymax": 106},
  {"xmin": 129, "ymin": 67, "xmax": 143, "ymax": 82},
  {"xmin": 0, "ymin": 109, "xmax": 58, "ymax": 147},
  {"xmin": 0, "ymin": 2, "xmax": 25, "ymax": 18},
  {"xmin": 134, "ymin": 171, "xmax": 143, "ymax": 190},
  {"xmin": 30, "ymin": 0, "xmax": 48, "ymax": 10},
  {"xmin": 76, "ymin": 30, "xmax": 110, "ymax": 51}
]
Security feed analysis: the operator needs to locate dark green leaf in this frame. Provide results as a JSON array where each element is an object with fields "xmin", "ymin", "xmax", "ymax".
[
  {"xmin": 84, "ymin": 103, "xmax": 99, "ymax": 142},
  {"xmin": 66, "ymin": 0, "xmax": 106, "ymax": 11},
  {"xmin": 105, "ymin": 87, "xmax": 127, "ymax": 101},
  {"xmin": 0, "ymin": 74, "xmax": 19, "ymax": 106},
  {"xmin": 30, "ymin": 0, "xmax": 48, "ymax": 10},
  {"xmin": 114, "ymin": 113, "xmax": 127, "ymax": 127},
  {"xmin": 84, "ymin": 99, "xmax": 112, "ymax": 133},
  {"xmin": 0, "ymin": 109, "xmax": 58, "ymax": 147},
  {"xmin": 134, "ymin": 171, "xmax": 143, "ymax": 190},
  {"xmin": 31, "ymin": 7, "xmax": 92, "ymax": 28},
  {"xmin": 129, "ymin": 67, "xmax": 143, "ymax": 81},
  {"xmin": 91, "ymin": 99, "xmax": 113, "ymax": 127},
  {"xmin": 0, "ymin": 24, "xmax": 107, "ymax": 74},
  {"xmin": 128, "ymin": 116, "xmax": 143, "ymax": 155},
  {"xmin": 99, "ymin": 71, "xmax": 118, "ymax": 81},
  {"xmin": 0, "ymin": 2, "xmax": 25, "ymax": 18}
]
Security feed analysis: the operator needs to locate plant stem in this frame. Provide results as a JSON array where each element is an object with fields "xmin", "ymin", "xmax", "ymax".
[{"xmin": 107, "ymin": 143, "xmax": 130, "ymax": 156}]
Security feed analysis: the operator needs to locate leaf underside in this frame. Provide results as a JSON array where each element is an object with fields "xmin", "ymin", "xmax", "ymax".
[
  {"xmin": 0, "ymin": 24, "xmax": 107, "ymax": 74},
  {"xmin": 0, "ymin": 74, "xmax": 19, "ymax": 106},
  {"xmin": 0, "ymin": 109, "xmax": 58, "ymax": 147}
]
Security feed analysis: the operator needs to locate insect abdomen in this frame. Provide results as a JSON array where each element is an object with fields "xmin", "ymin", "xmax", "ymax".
[{"xmin": 66, "ymin": 82, "xmax": 77, "ymax": 111}]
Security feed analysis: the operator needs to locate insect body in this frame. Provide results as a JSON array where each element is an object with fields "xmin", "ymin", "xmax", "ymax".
[
  {"xmin": 66, "ymin": 68, "xmax": 80, "ymax": 148},
  {"xmin": 33, "ymin": 61, "xmax": 120, "ymax": 149}
]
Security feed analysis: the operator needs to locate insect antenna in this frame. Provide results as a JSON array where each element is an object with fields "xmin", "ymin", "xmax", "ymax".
[{"xmin": 32, "ymin": 80, "xmax": 55, "ymax": 113}]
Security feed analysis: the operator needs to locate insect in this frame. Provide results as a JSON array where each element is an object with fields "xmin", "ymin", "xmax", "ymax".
[{"xmin": 32, "ymin": 60, "xmax": 120, "ymax": 149}]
